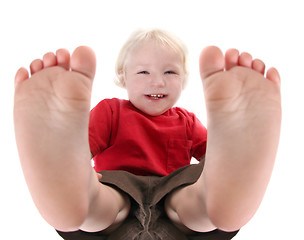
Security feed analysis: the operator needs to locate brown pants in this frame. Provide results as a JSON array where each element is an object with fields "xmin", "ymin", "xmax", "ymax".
[{"xmin": 56, "ymin": 161, "xmax": 239, "ymax": 240}]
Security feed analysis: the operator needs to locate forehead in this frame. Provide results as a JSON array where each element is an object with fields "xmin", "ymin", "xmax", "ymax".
[{"xmin": 126, "ymin": 40, "xmax": 183, "ymax": 66}]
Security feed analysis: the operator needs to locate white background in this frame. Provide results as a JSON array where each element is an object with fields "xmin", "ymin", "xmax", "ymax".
[{"xmin": 1, "ymin": 0, "xmax": 303, "ymax": 239}]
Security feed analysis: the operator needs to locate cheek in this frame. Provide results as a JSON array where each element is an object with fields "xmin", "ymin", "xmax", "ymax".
[
  {"xmin": 126, "ymin": 84, "xmax": 142, "ymax": 100},
  {"xmin": 171, "ymin": 79, "xmax": 183, "ymax": 94},
  {"xmin": 173, "ymin": 83, "xmax": 183, "ymax": 101},
  {"xmin": 175, "ymin": 88, "xmax": 182, "ymax": 100}
]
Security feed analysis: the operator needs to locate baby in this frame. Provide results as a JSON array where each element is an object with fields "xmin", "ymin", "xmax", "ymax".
[
  {"xmin": 89, "ymin": 30, "xmax": 207, "ymax": 177},
  {"xmin": 14, "ymin": 29, "xmax": 281, "ymax": 240}
]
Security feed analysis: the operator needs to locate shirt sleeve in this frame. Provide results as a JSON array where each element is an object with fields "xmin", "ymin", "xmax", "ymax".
[
  {"xmin": 89, "ymin": 99, "xmax": 113, "ymax": 157},
  {"xmin": 190, "ymin": 114, "xmax": 207, "ymax": 160}
]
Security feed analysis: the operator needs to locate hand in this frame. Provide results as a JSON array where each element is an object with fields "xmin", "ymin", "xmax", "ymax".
[{"xmin": 96, "ymin": 173, "xmax": 102, "ymax": 181}]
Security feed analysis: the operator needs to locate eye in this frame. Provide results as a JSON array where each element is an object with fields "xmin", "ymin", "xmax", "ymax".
[
  {"xmin": 138, "ymin": 71, "xmax": 149, "ymax": 74},
  {"xmin": 165, "ymin": 70, "xmax": 177, "ymax": 74}
]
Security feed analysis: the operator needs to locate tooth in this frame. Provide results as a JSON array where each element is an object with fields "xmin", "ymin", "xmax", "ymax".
[{"xmin": 148, "ymin": 94, "xmax": 165, "ymax": 99}]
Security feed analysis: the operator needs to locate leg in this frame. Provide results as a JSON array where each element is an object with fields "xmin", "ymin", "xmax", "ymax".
[
  {"xmin": 165, "ymin": 178, "xmax": 216, "ymax": 233},
  {"xmin": 14, "ymin": 47, "xmax": 130, "ymax": 232},
  {"xmin": 165, "ymin": 46, "xmax": 281, "ymax": 232}
]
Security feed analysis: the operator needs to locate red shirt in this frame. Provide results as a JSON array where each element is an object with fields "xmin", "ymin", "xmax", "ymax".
[{"xmin": 89, "ymin": 98, "xmax": 207, "ymax": 176}]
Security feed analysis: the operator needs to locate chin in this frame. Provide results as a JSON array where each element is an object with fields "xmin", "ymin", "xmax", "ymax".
[{"xmin": 145, "ymin": 109, "xmax": 168, "ymax": 116}]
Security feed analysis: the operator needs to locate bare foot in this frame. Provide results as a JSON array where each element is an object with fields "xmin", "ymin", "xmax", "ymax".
[
  {"xmin": 14, "ymin": 46, "xmax": 96, "ymax": 229},
  {"xmin": 199, "ymin": 46, "xmax": 281, "ymax": 229}
]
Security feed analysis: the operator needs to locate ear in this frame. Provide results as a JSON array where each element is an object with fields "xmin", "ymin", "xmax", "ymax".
[{"xmin": 114, "ymin": 73, "xmax": 126, "ymax": 88}]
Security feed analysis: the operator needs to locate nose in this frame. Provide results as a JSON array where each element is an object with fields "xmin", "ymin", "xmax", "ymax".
[{"xmin": 150, "ymin": 74, "xmax": 166, "ymax": 88}]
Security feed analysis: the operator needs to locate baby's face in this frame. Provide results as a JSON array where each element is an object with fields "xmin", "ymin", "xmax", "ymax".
[{"xmin": 124, "ymin": 40, "xmax": 185, "ymax": 116}]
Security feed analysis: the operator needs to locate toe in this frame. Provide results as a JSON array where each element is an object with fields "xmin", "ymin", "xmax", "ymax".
[
  {"xmin": 43, "ymin": 52, "xmax": 57, "ymax": 68},
  {"xmin": 225, "ymin": 48, "xmax": 239, "ymax": 70},
  {"xmin": 199, "ymin": 46, "xmax": 225, "ymax": 80},
  {"xmin": 56, "ymin": 48, "xmax": 70, "ymax": 70},
  {"xmin": 71, "ymin": 46, "xmax": 96, "ymax": 80},
  {"xmin": 238, "ymin": 52, "xmax": 252, "ymax": 68},
  {"xmin": 15, "ymin": 67, "xmax": 29, "ymax": 86},
  {"xmin": 30, "ymin": 59, "xmax": 44, "ymax": 75},
  {"xmin": 252, "ymin": 59, "xmax": 265, "ymax": 75},
  {"xmin": 266, "ymin": 67, "xmax": 281, "ymax": 86}
]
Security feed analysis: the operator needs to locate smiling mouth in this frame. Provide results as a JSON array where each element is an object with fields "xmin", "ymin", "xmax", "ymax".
[{"xmin": 146, "ymin": 94, "xmax": 167, "ymax": 100}]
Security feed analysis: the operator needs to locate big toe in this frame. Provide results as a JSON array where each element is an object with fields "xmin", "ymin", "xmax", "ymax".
[
  {"xmin": 15, "ymin": 67, "xmax": 29, "ymax": 86},
  {"xmin": 71, "ymin": 46, "xmax": 96, "ymax": 80},
  {"xmin": 199, "ymin": 46, "xmax": 225, "ymax": 80}
]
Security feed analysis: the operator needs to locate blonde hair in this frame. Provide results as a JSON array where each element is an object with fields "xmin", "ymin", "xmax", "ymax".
[{"xmin": 115, "ymin": 28, "xmax": 189, "ymax": 88}]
